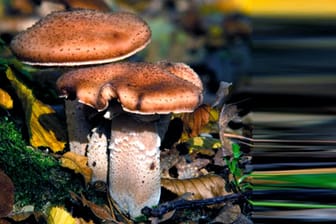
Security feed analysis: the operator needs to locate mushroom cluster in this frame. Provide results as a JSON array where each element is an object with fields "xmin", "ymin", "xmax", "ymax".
[{"xmin": 10, "ymin": 9, "xmax": 203, "ymax": 218}]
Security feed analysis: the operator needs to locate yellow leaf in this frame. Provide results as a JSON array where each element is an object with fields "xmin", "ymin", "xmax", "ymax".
[
  {"xmin": 0, "ymin": 88, "xmax": 13, "ymax": 109},
  {"xmin": 60, "ymin": 152, "xmax": 92, "ymax": 185},
  {"xmin": 5, "ymin": 67, "xmax": 66, "ymax": 152},
  {"xmin": 187, "ymin": 136, "xmax": 221, "ymax": 154},
  {"xmin": 192, "ymin": 136, "xmax": 204, "ymax": 147},
  {"xmin": 47, "ymin": 206, "xmax": 75, "ymax": 224},
  {"xmin": 161, "ymin": 174, "xmax": 230, "ymax": 200}
]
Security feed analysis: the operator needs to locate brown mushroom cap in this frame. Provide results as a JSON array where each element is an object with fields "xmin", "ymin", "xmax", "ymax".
[
  {"xmin": 10, "ymin": 9, "xmax": 151, "ymax": 66},
  {"xmin": 56, "ymin": 62, "xmax": 203, "ymax": 114},
  {"xmin": 157, "ymin": 61, "xmax": 203, "ymax": 89}
]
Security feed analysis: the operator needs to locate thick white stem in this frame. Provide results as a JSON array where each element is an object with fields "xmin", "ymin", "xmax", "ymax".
[
  {"xmin": 65, "ymin": 100, "xmax": 109, "ymax": 183},
  {"xmin": 87, "ymin": 126, "xmax": 108, "ymax": 182},
  {"xmin": 109, "ymin": 114, "xmax": 161, "ymax": 218}
]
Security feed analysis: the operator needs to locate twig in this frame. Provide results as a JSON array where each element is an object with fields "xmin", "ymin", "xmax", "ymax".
[{"xmin": 142, "ymin": 193, "xmax": 245, "ymax": 218}]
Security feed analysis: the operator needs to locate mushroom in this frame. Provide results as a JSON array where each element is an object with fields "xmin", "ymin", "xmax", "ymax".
[
  {"xmin": 56, "ymin": 61, "xmax": 203, "ymax": 218},
  {"xmin": 10, "ymin": 9, "xmax": 151, "ymax": 66},
  {"xmin": 9, "ymin": 9, "xmax": 152, "ymax": 182}
]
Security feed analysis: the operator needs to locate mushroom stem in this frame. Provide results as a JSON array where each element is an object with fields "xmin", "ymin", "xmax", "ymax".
[
  {"xmin": 64, "ymin": 100, "xmax": 90, "ymax": 156},
  {"xmin": 87, "ymin": 125, "xmax": 109, "ymax": 182},
  {"xmin": 109, "ymin": 113, "xmax": 161, "ymax": 218},
  {"xmin": 65, "ymin": 100, "xmax": 109, "ymax": 182}
]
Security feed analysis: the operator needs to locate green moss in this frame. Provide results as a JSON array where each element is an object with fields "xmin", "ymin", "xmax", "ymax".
[{"xmin": 0, "ymin": 116, "xmax": 85, "ymax": 211}]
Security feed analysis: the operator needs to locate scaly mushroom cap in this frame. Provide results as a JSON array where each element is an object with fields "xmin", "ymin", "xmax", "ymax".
[
  {"xmin": 56, "ymin": 61, "xmax": 203, "ymax": 114},
  {"xmin": 10, "ymin": 9, "xmax": 151, "ymax": 66},
  {"xmin": 157, "ymin": 61, "xmax": 203, "ymax": 89}
]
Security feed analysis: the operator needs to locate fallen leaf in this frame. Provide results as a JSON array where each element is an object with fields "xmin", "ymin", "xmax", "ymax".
[
  {"xmin": 0, "ymin": 88, "xmax": 13, "ymax": 110},
  {"xmin": 48, "ymin": 206, "xmax": 76, "ymax": 224},
  {"xmin": 0, "ymin": 218, "xmax": 11, "ymax": 224},
  {"xmin": 179, "ymin": 104, "xmax": 219, "ymax": 141},
  {"xmin": 80, "ymin": 194, "xmax": 114, "ymax": 221},
  {"xmin": 187, "ymin": 136, "xmax": 221, "ymax": 153},
  {"xmin": 211, "ymin": 81, "xmax": 232, "ymax": 108},
  {"xmin": 161, "ymin": 174, "xmax": 230, "ymax": 200},
  {"xmin": 160, "ymin": 148, "xmax": 180, "ymax": 178},
  {"xmin": 60, "ymin": 152, "xmax": 92, "ymax": 185},
  {"xmin": 10, "ymin": 206, "xmax": 34, "ymax": 222},
  {"xmin": 211, "ymin": 202, "xmax": 241, "ymax": 223},
  {"xmin": 0, "ymin": 170, "xmax": 14, "ymax": 218},
  {"xmin": 70, "ymin": 192, "xmax": 118, "ymax": 222},
  {"xmin": 71, "ymin": 192, "xmax": 112, "ymax": 221},
  {"xmin": 219, "ymin": 104, "xmax": 239, "ymax": 157},
  {"xmin": 175, "ymin": 156, "xmax": 210, "ymax": 179},
  {"xmin": 5, "ymin": 67, "xmax": 66, "ymax": 152},
  {"xmin": 48, "ymin": 206, "xmax": 96, "ymax": 224}
]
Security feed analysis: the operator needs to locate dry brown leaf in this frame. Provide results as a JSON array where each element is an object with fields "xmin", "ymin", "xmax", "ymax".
[
  {"xmin": 160, "ymin": 148, "xmax": 180, "ymax": 178},
  {"xmin": 5, "ymin": 67, "xmax": 66, "ymax": 152},
  {"xmin": 175, "ymin": 156, "xmax": 210, "ymax": 179},
  {"xmin": 219, "ymin": 104, "xmax": 238, "ymax": 157},
  {"xmin": 161, "ymin": 174, "xmax": 230, "ymax": 200},
  {"xmin": 60, "ymin": 152, "xmax": 92, "ymax": 185},
  {"xmin": 10, "ymin": 209, "xmax": 34, "ymax": 222},
  {"xmin": 178, "ymin": 104, "xmax": 220, "ymax": 142},
  {"xmin": 75, "ymin": 218, "xmax": 95, "ymax": 224},
  {"xmin": 180, "ymin": 104, "xmax": 212, "ymax": 138},
  {"xmin": 149, "ymin": 210, "xmax": 176, "ymax": 224},
  {"xmin": 0, "ymin": 218, "xmax": 11, "ymax": 224},
  {"xmin": 211, "ymin": 81, "xmax": 232, "ymax": 108},
  {"xmin": 79, "ymin": 193, "xmax": 114, "ymax": 221},
  {"xmin": 0, "ymin": 170, "xmax": 14, "ymax": 218},
  {"xmin": 70, "ymin": 192, "xmax": 117, "ymax": 222},
  {"xmin": 211, "ymin": 203, "xmax": 241, "ymax": 223}
]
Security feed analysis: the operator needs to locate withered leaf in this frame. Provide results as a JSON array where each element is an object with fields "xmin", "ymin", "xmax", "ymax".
[
  {"xmin": 211, "ymin": 81, "xmax": 232, "ymax": 108},
  {"xmin": 175, "ymin": 156, "xmax": 210, "ymax": 179},
  {"xmin": 88, "ymin": 203, "xmax": 114, "ymax": 221},
  {"xmin": 179, "ymin": 104, "xmax": 219, "ymax": 140},
  {"xmin": 0, "ymin": 218, "xmax": 11, "ymax": 224},
  {"xmin": 5, "ymin": 67, "xmax": 66, "ymax": 152},
  {"xmin": 9, "ymin": 205, "xmax": 41, "ymax": 222},
  {"xmin": 160, "ymin": 148, "xmax": 180, "ymax": 178},
  {"xmin": 0, "ymin": 170, "xmax": 14, "ymax": 218},
  {"xmin": 70, "ymin": 192, "xmax": 116, "ymax": 222},
  {"xmin": 211, "ymin": 203, "xmax": 241, "ymax": 224},
  {"xmin": 219, "ymin": 104, "xmax": 239, "ymax": 157},
  {"xmin": 161, "ymin": 174, "xmax": 230, "ymax": 200},
  {"xmin": 8, "ymin": 213, "xmax": 33, "ymax": 222},
  {"xmin": 79, "ymin": 193, "xmax": 114, "ymax": 221},
  {"xmin": 60, "ymin": 152, "xmax": 92, "ymax": 185}
]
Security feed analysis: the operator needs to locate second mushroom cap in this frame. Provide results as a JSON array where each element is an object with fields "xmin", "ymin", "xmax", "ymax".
[{"xmin": 56, "ymin": 61, "xmax": 203, "ymax": 114}]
